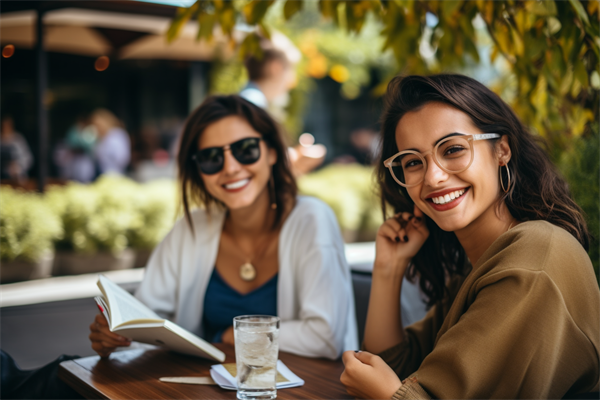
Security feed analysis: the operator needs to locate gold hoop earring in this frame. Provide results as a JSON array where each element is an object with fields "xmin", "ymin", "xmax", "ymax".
[
  {"xmin": 269, "ymin": 175, "xmax": 277, "ymax": 210},
  {"xmin": 499, "ymin": 163, "xmax": 511, "ymax": 193}
]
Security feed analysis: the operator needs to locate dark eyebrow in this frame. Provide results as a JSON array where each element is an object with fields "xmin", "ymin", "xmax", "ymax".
[
  {"xmin": 402, "ymin": 132, "xmax": 466, "ymax": 152},
  {"xmin": 434, "ymin": 132, "xmax": 464, "ymax": 145}
]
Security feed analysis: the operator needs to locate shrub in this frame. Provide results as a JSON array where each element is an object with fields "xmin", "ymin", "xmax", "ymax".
[
  {"xmin": 46, "ymin": 176, "xmax": 178, "ymax": 254},
  {"xmin": 298, "ymin": 164, "xmax": 382, "ymax": 241},
  {"xmin": 0, "ymin": 187, "xmax": 63, "ymax": 262}
]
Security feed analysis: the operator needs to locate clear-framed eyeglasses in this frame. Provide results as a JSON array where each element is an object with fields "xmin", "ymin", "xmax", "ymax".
[{"xmin": 383, "ymin": 133, "xmax": 501, "ymax": 188}]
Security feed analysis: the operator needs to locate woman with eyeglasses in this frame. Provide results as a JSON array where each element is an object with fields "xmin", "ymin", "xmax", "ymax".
[
  {"xmin": 340, "ymin": 74, "xmax": 599, "ymax": 399},
  {"xmin": 89, "ymin": 95, "xmax": 357, "ymax": 359}
]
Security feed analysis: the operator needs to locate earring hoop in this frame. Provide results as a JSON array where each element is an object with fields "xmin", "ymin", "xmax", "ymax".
[
  {"xmin": 269, "ymin": 175, "xmax": 277, "ymax": 210},
  {"xmin": 499, "ymin": 163, "xmax": 511, "ymax": 193}
]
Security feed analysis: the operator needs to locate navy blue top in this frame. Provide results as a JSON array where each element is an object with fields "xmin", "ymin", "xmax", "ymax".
[{"xmin": 202, "ymin": 268, "xmax": 278, "ymax": 342}]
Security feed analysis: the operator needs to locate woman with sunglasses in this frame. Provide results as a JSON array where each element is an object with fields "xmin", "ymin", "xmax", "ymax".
[
  {"xmin": 340, "ymin": 74, "xmax": 599, "ymax": 399},
  {"xmin": 89, "ymin": 95, "xmax": 357, "ymax": 359}
]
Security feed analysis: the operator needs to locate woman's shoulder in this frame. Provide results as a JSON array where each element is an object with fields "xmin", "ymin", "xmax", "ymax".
[
  {"xmin": 167, "ymin": 207, "xmax": 226, "ymax": 242},
  {"xmin": 281, "ymin": 196, "xmax": 342, "ymax": 245},
  {"xmin": 481, "ymin": 220, "xmax": 593, "ymax": 281},
  {"xmin": 507, "ymin": 220, "xmax": 585, "ymax": 255},
  {"xmin": 287, "ymin": 196, "xmax": 338, "ymax": 227}
]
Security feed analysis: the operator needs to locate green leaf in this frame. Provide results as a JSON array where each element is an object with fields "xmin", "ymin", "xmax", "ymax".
[
  {"xmin": 258, "ymin": 22, "xmax": 271, "ymax": 40},
  {"xmin": 441, "ymin": 0, "xmax": 463, "ymax": 23},
  {"xmin": 464, "ymin": 36, "xmax": 480, "ymax": 63},
  {"xmin": 218, "ymin": 5, "xmax": 236, "ymax": 36},
  {"xmin": 524, "ymin": 33, "xmax": 546, "ymax": 61},
  {"xmin": 574, "ymin": 59, "xmax": 588, "ymax": 88},
  {"xmin": 283, "ymin": 0, "xmax": 303, "ymax": 20},
  {"xmin": 197, "ymin": 12, "xmax": 216, "ymax": 41},
  {"xmin": 568, "ymin": 0, "xmax": 590, "ymax": 27},
  {"xmin": 239, "ymin": 33, "xmax": 263, "ymax": 61},
  {"xmin": 243, "ymin": 0, "xmax": 274, "ymax": 25},
  {"xmin": 166, "ymin": 4, "xmax": 199, "ymax": 43}
]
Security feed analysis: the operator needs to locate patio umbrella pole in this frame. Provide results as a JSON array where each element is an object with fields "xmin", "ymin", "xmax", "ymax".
[{"xmin": 36, "ymin": 7, "xmax": 48, "ymax": 193}]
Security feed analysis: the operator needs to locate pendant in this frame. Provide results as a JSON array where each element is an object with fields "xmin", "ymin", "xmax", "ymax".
[{"xmin": 240, "ymin": 262, "xmax": 256, "ymax": 281}]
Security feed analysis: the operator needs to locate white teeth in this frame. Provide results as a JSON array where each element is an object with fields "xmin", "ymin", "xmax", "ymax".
[
  {"xmin": 224, "ymin": 178, "xmax": 249, "ymax": 190},
  {"xmin": 431, "ymin": 189, "xmax": 465, "ymax": 205}
]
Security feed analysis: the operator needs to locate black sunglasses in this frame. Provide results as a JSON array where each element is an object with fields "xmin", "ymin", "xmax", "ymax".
[{"xmin": 191, "ymin": 137, "xmax": 262, "ymax": 175}]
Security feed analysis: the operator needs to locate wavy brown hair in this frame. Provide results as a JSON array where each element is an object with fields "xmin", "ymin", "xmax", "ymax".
[
  {"xmin": 377, "ymin": 74, "xmax": 590, "ymax": 306},
  {"xmin": 177, "ymin": 95, "xmax": 297, "ymax": 232}
]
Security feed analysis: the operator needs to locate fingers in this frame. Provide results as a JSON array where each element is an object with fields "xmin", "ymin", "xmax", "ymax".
[
  {"xmin": 89, "ymin": 313, "xmax": 131, "ymax": 357},
  {"xmin": 341, "ymin": 350, "xmax": 359, "ymax": 365},
  {"xmin": 353, "ymin": 351, "xmax": 378, "ymax": 366}
]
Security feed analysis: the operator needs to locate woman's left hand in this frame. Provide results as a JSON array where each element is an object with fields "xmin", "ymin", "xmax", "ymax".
[{"xmin": 340, "ymin": 350, "xmax": 402, "ymax": 399}]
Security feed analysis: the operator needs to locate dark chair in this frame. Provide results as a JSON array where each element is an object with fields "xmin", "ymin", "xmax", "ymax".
[{"xmin": 351, "ymin": 271, "xmax": 372, "ymax": 346}]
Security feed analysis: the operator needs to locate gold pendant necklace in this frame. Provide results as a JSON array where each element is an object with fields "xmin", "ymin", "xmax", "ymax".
[
  {"xmin": 230, "ymin": 231, "xmax": 274, "ymax": 282},
  {"xmin": 239, "ymin": 262, "xmax": 257, "ymax": 281}
]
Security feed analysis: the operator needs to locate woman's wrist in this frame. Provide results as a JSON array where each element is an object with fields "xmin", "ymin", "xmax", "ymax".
[{"xmin": 372, "ymin": 258, "xmax": 411, "ymax": 280}]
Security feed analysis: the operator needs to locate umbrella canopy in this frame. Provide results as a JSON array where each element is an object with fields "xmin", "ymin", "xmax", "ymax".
[
  {"xmin": 119, "ymin": 26, "xmax": 231, "ymax": 61},
  {"xmin": 1, "ymin": 11, "xmax": 113, "ymax": 57}
]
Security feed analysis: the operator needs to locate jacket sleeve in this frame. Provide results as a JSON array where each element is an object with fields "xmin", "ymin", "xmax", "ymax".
[
  {"xmin": 393, "ymin": 269, "xmax": 598, "ymax": 399},
  {"xmin": 278, "ymin": 244, "xmax": 352, "ymax": 360},
  {"xmin": 378, "ymin": 276, "xmax": 462, "ymax": 380},
  {"xmin": 134, "ymin": 224, "xmax": 181, "ymax": 320}
]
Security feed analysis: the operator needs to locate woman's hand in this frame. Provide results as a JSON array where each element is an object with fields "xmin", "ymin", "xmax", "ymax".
[
  {"xmin": 340, "ymin": 350, "xmax": 402, "ymax": 399},
  {"xmin": 221, "ymin": 326, "xmax": 235, "ymax": 345},
  {"xmin": 374, "ymin": 204, "xmax": 429, "ymax": 277},
  {"xmin": 89, "ymin": 313, "xmax": 131, "ymax": 358}
]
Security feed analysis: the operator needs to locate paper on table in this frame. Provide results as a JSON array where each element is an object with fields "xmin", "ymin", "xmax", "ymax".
[{"xmin": 210, "ymin": 360, "xmax": 304, "ymax": 390}]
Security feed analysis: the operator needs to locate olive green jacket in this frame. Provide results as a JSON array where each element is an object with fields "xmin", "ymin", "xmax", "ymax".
[{"xmin": 381, "ymin": 220, "xmax": 599, "ymax": 399}]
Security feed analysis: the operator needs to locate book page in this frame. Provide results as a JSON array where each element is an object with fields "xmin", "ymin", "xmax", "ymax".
[{"xmin": 98, "ymin": 275, "xmax": 163, "ymax": 328}]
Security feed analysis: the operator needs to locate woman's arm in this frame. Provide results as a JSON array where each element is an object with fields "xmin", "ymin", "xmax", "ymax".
[
  {"xmin": 279, "ymin": 245, "xmax": 352, "ymax": 359},
  {"xmin": 363, "ymin": 206, "xmax": 429, "ymax": 354}
]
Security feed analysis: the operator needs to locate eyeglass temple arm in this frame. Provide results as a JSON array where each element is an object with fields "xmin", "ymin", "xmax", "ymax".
[{"xmin": 473, "ymin": 133, "xmax": 501, "ymax": 141}]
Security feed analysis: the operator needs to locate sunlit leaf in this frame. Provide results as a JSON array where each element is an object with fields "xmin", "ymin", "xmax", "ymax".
[
  {"xmin": 166, "ymin": 4, "xmax": 198, "ymax": 43},
  {"xmin": 568, "ymin": 0, "xmax": 590, "ymax": 27},
  {"xmin": 283, "ymin": 0, "xmax": 303, "ymax": 21},
  {"xmin": 243, "ymin": 0, "xmax": 275, "ymax": 25},
  {"xmin": 197, "ymin": 12, "xmax": 216, "ymax": 41},
  {"xmin": 441, "ymin": 0, "xmax": 463, "ymax": 24},
  {"xmin": 574, "ymin": 59, "xmax": 588, "ymax": 88}
]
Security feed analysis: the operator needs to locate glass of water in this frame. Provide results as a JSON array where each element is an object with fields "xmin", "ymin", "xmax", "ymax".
[{"xmin": 233, "ymin": 315, "xmax": 280, "ymax": 400}]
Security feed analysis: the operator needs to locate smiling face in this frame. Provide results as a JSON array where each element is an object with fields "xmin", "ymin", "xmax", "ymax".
[
  {"xmin": 395, "ymin": 102, "xmax": 508, "ymax": 232},
  {"xmin": 198, "ymin": 115, "xmax": 277, "ymax": 211}
]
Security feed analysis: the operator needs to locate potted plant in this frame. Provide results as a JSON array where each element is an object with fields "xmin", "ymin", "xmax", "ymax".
[
  {"xmin": 0, "ymin": 187, "xmax": 63, "ymax": 283},
  {"xmin": 47, "ymin": 176, "xmax": 138, "ymax": 275},
  {"xmin": 126, "ymin": 179, "xmax": 178, "ymax": 268}
]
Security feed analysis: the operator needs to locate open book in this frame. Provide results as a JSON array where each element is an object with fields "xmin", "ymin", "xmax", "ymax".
[{"xmin": 95, "ymin": 275, "xmax": 225, "ymax": 362}]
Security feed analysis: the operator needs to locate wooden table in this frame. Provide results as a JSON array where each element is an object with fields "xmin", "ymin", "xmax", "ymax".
[{"xmin": 58, "ymin": 344, "xmax": 352, "ymax": 399}]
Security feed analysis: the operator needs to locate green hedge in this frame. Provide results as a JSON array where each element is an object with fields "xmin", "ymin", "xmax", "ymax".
[
  {"xmin": 0, "ymin": 187, "xmax": 63, "ymax": 262},
  {"xmin": 298, "ymin": 164, "xmax": 382, "ymax": 241},
  {"xmin": 1, "ymin": 176, "xmax": 178, "ymax": 265}
]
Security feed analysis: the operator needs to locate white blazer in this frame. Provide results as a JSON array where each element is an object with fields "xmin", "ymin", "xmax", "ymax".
[{"xmin": 136, "ymin": 196, "xmax": 358, "ymax": 359}]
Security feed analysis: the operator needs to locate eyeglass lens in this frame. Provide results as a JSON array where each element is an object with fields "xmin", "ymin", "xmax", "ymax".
[
  {"xmin": 392, "ymin": 136, "xmax": 473, "ymax": 186},
  {"xmin": 194, "ymin": 137, "xmax": 262, "ymax": 175}
]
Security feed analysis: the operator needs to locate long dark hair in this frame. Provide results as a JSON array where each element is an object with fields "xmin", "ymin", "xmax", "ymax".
[
  {"xmin": 177, "ymin": 95, "xmax": 297, "ymax": 232},
  {"xmin": 377, "ymin": 74, "xmax": 590, "ymax": 306}
]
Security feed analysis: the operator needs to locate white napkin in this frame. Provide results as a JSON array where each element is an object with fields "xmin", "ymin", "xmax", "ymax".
[{"xmin": 210, "ymin": 360, "xmax": 304, "ymax": 390}]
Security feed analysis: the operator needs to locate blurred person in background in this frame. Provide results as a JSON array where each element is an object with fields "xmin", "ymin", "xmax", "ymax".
[
  {"xmin": 54, "ymin": 115, "xmax": 97, "ymax": 183},
  {"xmin": 240, "ymin": 33, "xmax": 326, "ymax": 177},
  {"xmin": 90, "ymin": 108, "xmax": 130, "ymax": 176},
  {"xmin": 89, "ymin": 95, "xmax": 357, "ymax": 360},
  {"xmin": 333, "ymin": 127, "xmax": 379, "ymax": 166},
  {"xmin": 0, "ymin": 115, "xmax": 33, "ymax": 182}
]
